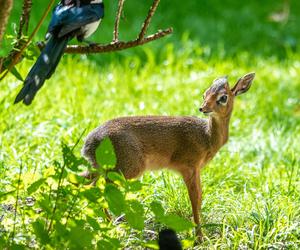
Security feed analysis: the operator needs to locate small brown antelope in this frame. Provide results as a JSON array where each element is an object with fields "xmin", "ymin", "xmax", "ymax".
[{"xmin": 81, "ymin": 72, "xmax": 255, "ymax": 238}]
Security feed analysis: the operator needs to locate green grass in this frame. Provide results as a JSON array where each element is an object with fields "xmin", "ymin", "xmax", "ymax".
[{"xmin": 0, "ymin": 40, "xmax": 300, "ymax": 249}]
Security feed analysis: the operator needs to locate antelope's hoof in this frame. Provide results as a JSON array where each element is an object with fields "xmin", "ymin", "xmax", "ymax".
[{"xmin": 195, "ymin": 226, "xmax": 204, "ymax": 244}]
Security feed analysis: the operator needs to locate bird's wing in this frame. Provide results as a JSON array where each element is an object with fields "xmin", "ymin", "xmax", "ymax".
[{"xmin": 47, "ymin": 3, "xmax": 104, "ymax": 37}]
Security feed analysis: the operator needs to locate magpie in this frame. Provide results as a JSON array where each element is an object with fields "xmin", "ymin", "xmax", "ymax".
[{"xmin": 14, "ymin": 0, "xmax": 104, "ymax": 105}]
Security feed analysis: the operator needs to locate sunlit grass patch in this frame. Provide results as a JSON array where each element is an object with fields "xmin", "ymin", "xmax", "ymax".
[{"xmin": 0, "ymin": 42, "xmax": 300, "ymax": 248}]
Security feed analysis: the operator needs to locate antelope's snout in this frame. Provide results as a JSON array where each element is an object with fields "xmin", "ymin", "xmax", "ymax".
[{"xmin": 199, "ymin": 102, "xmax": 213, "ymax": 115}]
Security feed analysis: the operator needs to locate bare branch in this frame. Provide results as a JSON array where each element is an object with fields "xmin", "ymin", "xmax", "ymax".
[
  {"xmin": 1, "ymin": 0, "xmax": 33, "ymax": 75},
  {"xmin": 113, "ymin": 0, "xmax": 125, "ymax": 42},
  {"xmin": 18, "ymin": 0, "xmax": 33, "ymax": 39},
  {"xmin": 38, "ymin": 28, "xmax": 173, "ymax": 54},
  {"xmin": 138, "ymin": 0, "xmax": 160, "ymax": 41},
  {"xmin": 1, "ymin": 0, "xmax": 173, "ymax": 80},
  {"xmin": 0, "ymin": 0, "xmax": 56, "ymax": 81},
  {"xmin": 37, "ymin": 0, "xmax": 172, "ymax": 54},
  {"xmin": 0, "ymin": 0, "xmax": 14, "ymax": 74},
  {"xmin": 0, "ymin": 0, "xmax": 13, "ymax": 45},
  {"xmin": 0, "ymin": 58, "xmax": 3, "ymax": 74}
]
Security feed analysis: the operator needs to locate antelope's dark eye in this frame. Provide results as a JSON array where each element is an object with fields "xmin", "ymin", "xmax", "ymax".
[{"xmin": 217, "ymin": 95, "xmax": 228, "ymax": 105}]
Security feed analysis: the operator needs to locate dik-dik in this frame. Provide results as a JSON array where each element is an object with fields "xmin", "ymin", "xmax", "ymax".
[{"xmin": 82, "ymin": 72, "xmax": 255, "ymax": 238}]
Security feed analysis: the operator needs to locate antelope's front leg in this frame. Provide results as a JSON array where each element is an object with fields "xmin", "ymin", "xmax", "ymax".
[{"xmin": 182, "ymin": 167, "xmax": 203, "ymax": 241}]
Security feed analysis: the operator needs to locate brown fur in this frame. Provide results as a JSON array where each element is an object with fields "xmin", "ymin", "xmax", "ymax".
[{"xmin": 82, "ymin": 72, "xmax": 255, "ymax": 239}]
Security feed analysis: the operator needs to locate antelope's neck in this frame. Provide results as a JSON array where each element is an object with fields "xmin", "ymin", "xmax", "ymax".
[{"xmin": 207, "ymin": 113, "xmax": 231, "ymax": 149}]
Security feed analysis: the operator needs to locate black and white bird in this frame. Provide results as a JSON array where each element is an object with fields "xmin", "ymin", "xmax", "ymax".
[{"xmin": 14, "ymin": 0, "xmax": 104, "ymax": 105}]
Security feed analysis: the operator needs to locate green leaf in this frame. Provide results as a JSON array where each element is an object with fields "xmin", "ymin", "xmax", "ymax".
[
  {"xmin": 161, "ymin": 214, "xmax": 194, "ymax": 232},
  {"xmin": 86, "ymin": 216, "xmax": 100, "ymax": 231},
  {"xmin": 97, "ymin": 240, "xmax": 112, "ymax": 250},
  {"xmin": 32, "ymin": 219, "xmax": 50, "ymax": 245},
  {"xmin": 53, "ymin": 221, "xmax": 69, "ymax": 238},
  {"xmin": 27, "ymin": 178, "xmax": 45, "ymax": 194},
  {"xmin": 94, "ymin": 208, "xmax": 109, "ymax": 220},
  {"xmin": 69, "ymin": 225, "xmax": 93, "ymax": 248},
  {"xmin": 126, "ymin": 180, "xmax": 144, "ymax": 191},
  {"xmin": 2, "ymin": 59, "xmax": 24, "ymax": 81},
  {"xmin": 104, "ymin": 184, "xmax": 125, "ymax": 216},
  {"xmin": 96, "ymin": 137, "xmax": 117, "ymax": 167},
  {"xmin": 0, "ymin": 190, "xmax": 15, "ymax": 198},
  {"xmin": 97, "ymin": 238, "xmax": 120, "ymax": 250},
  {"xmin": 107, "ymin": 171, "xmax": 125, "ymax": 184},
  {"xmin": 125, "ymin": 200, "xmax": 145, "ymax": 230},
  {"xmin": 144, "ymin": 240, "xmax": 159, "ymax": 250},
  {"xmin": 37, "ymin": 198, "xmax": 52, "ymax": 214},
  {"xmin": 67, "ymin": 172, "xmax": 86, "ymax": 185},
  {"xmin": 62, "ymin": 143, "xmax": 87, "ymax": 172},
  {"xmin": 10, "ymin": 244, "xmax": 26, "ymax": 250},
  {"xmin": 182, "ymin": 238, "xmax": 195, "ymax": 249},
  {"xmin": 81, "ymin": 187, "xmax": 102, "ymax": 203},
  {"xmin": 105, "ymin": 237, "xmax": 121, "ymax": 249},
  {"xmin": 150, "ymin": 201, "xmax": 165, "ymax": 219},
  {"xmin": 10, "ymin": 67, "xmax": 24, "ymax": 81}
]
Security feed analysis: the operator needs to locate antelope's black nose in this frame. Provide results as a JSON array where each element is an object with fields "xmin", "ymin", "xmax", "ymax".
[{"xmin": 199, "ymin": 107, "xmax": 203, "ymax": 112}]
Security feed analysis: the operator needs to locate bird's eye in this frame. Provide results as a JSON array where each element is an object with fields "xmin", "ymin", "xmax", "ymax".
[{"xmin": 217, "ymin": 95, "xmax": 228, "ymax": 105}]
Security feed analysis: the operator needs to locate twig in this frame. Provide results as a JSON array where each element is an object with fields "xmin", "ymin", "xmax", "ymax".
[
  {"xmin": 1, "ymin": 0, "xmax": 173, "ymax": 80},
  {"xmin": 0, "ymin": 0, "xmax": 13, "ymax": 43},
  {"xmin": 38, "ymin": 0, "xmax": 172, "ymax": 54},
  {"xmin": 38, "ymin": 28, "xmax": 173, "ymax": 54},
  {"xmin": 47, "ymin": 130, "xmax": 86, "ymax": 233},
  {"xmin": 0, "ymin": 0, "xmax": 32, "ymax": 76},
  {"xmin": 0, "ymin": 58, "xmax": 3, "ymax": 73},
  {"xmin": 0, "ymin": 0, "xmax": 55, "ymax": 81},
  {"xmin": 113, "ymin": 0, "xmax": 125, "ymax": 42},
  {"xmin": 10, "ymin": 162, "xmax": 23, "ymax": 244},
  {"xmin": 47, "ymin": 161, "xmax": 64, "ymax": 232},
  {"xmin": 17, "ymin": 0, "xmax": 32, "ymax": 39},
  {"xmin": 138, "ymin": 0, "xmax": 160, "ymax": 41},
  {"xmin": 64, "ymin": 190, "xmax": 80, "ymax": 225}
]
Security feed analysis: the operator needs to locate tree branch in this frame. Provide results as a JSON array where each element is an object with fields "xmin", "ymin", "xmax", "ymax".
[
  {"xmin": 0, "ymin": 0, "xmax": 56, "ymax": 81},
  {"xmin": 0, "ymin": 0, "xmax": 13, "ymax": 73},
  {"xmin": 113, "ymin": 0, "xmax": 125, "ymax": 43},
  {"xmin": 38, "ymin": 28, "xmax": 173, "ymax": 54},
  {"xmin": 1, "ymin": 0, "xmax": 173, "ymax": 80},
  {"xmin": 17, "ymin": 0, "xmax": 33, "ymax": 39},
  {"xmin": 0, "ymin": 0, "xmax": 13, "ymax": 45},
  {"xmin": 138, "ymin": 0, "xmax": 160, "ymax": 41},
  {"xmin": 38, "ymin": 0, "xmax": 173, "ymax": 54}
]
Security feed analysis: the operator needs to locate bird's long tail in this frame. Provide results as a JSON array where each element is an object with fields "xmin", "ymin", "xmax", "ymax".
[{"xmin": 14, "ymin": 35, "xmax": 70, "ymax": 105}]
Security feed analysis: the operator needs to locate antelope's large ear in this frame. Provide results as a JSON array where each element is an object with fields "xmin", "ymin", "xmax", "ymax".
[{"xmin": 231, "ymin": 72, "xmax": 255, "ymax": 96}]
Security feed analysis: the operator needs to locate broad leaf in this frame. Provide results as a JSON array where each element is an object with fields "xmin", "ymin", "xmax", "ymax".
[
  {"xmin": 81, "ymin": 187, "xmax": 102, "ymax": 203},
  {"xmin": 150, "ymin": 201, "xmax": 165, "ymax": 219},
  {"xmin": 69, "ymin": 225, "xmax": 93, "ymax": 248},
  {"xmin": 62, "ymin": 143, "xmax": 87, "ymax": 172},
  {"xmin": 107, "ymin": 171, "xmax": 125, "ymax": 184},
  {"xmin": 96, "ymin": 137, "xmax": 117, "ymax": 168},
  {"xmin": 32, "ymin": 219, "xmax": 50, "ymax": 245},
  {"xmin": 104, "ymin": 184, "xmax": 125, "ymax": 216},
  {"xmin": 161, "ymin": 214, "xmax": 194, "ymax": 232},
  {"xmin": 125, "ymin": 200, "xmax": 145, "ymax": 230},
  {"xmin": 27, "ymin": 178, "xmax": 45, "ymax": 194}
]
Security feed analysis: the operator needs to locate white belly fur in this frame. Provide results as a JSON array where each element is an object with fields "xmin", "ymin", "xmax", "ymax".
[{"xmin": 82, "ymin": 20, "xmax": 101, "ymax": 38}]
